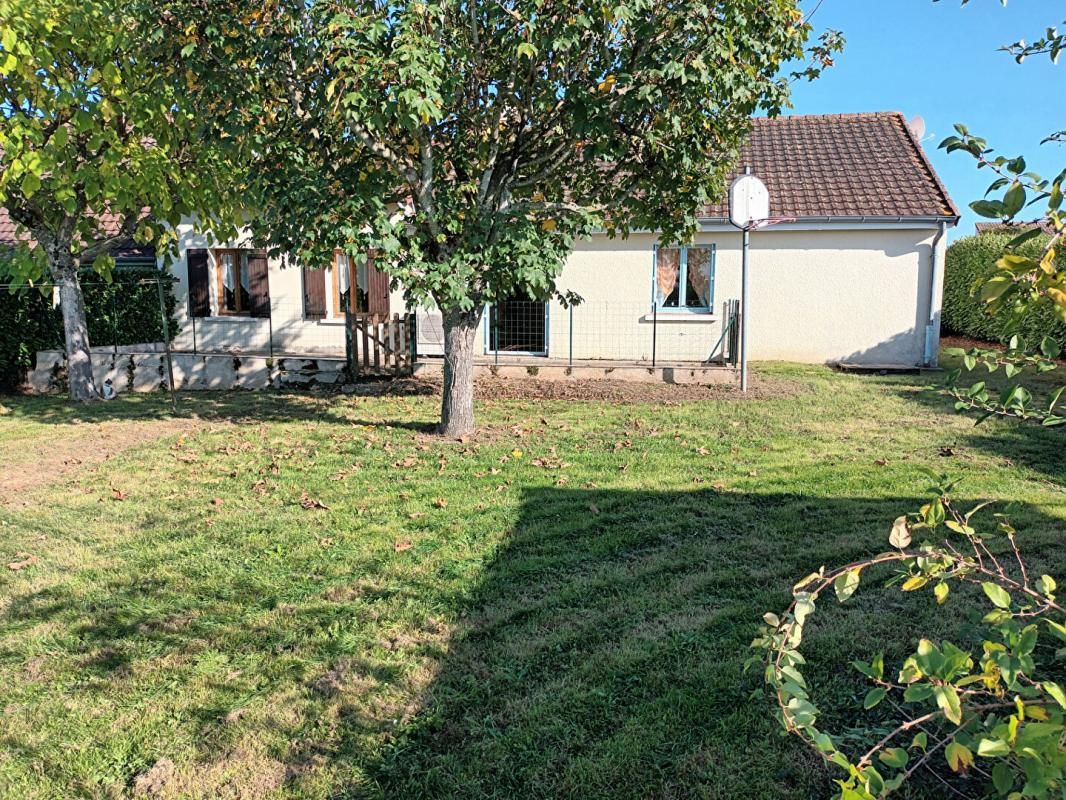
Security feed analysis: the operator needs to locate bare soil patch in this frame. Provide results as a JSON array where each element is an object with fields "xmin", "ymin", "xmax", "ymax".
[
  {"xmin": 352, "ymin": 373, "xmax": 805, "ymax": 404},
  {"xmin": 0, "ymin": 416, "xmax": 197, "ymax": 505}
]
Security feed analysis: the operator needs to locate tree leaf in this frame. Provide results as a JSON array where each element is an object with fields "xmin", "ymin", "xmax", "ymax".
[
  {"xmin": 945, "ymin": 741, "xmax": 973, "ymax": 773},
  {"xmin": 879, "ymin": 747, "xmax": 909, "ymax": 769},
  {"xmin": 935, "ymin": 685, "xmax": 963, "ymax": 725},
  {"xmin": 889, "ymin": 516, "xmax": 911, "ymax": 549},
  {"xmin": 1043, "ymin": 680, "xmax": 1066, "ymax": 709},
  {"xmin": 864, "ymin": 687, "xmax": 887, "ymax": 709},
  {"xmin": 982, "ymin": 582, "xmax": 1012, "ymax": 610},
  {"xmin": 834, "ymin": 568, "xmax": 862, "ymax": 603}
]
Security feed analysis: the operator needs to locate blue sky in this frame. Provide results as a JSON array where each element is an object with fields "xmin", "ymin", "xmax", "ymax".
[{"xmin": 787, "ymin": 0, "xmax": 1064, "ymax": 238}]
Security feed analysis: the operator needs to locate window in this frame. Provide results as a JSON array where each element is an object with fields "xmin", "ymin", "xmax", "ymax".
[
  {"xmin": 333, "ymin": 250, "xmax": 370, "ymax": 316},
  {"xmin": 654, "ymin": 245, "xmax": 715, "ymax": 312},
  {"xmin": 214, "ymin": 249, "xmax": 251, "ymax": 314}
]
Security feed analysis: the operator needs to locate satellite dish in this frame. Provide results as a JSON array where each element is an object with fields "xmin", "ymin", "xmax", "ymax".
[
  {"xmin": 909, "ymin": 115, "xmax": 926, "ymax": 141},
  {"xmin": 729, "ymin": 170, "xmax": 770, "ymax": 228}
]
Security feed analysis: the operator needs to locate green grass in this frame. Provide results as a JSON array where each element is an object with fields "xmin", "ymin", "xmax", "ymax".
[{"xmin": 0, "ymin": 362, "xmax": 1063, "ymax": 799}]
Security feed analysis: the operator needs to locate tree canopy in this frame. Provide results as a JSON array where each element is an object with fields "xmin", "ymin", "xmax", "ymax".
[
  {"xmin": 188, "ymin": 0, "xmax": 838, "ymax": 433},
  {"xmin": 0, "ymin": 0, "xmax": 245, "ymax": 398}
]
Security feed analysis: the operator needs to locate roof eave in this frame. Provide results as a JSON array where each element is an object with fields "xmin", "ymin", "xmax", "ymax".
[{"xmin": 696, "ymin": 214, "xmax": 960, "ymax": 228}]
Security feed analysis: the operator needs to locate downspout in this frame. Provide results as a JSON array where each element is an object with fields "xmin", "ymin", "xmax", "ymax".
[{"xmin": 922, "ymin": 221, "xmax": 948, "ymax": 367}]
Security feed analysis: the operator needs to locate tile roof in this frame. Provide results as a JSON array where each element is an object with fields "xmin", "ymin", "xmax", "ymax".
[
  {"xmin": 0, "ymin": 208, "xmax": 155, "ymax": 260},
  {"xmin": 699, "ymin": 112, "xmax": 959, "ymax": 221},
  {"xmin": 2, "ymin": 112, "xmax": 956, "ymax": 251}
]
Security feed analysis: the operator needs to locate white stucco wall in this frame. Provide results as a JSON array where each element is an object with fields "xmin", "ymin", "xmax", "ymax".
[
  {"xmin": 446, "ymin": 226, "xmax": 941, "ymax": 366},
  {"xmin": 167, "ymin": 222, "xmax": 406, "ymax": 357},
  {"xmin": 165, "ymin": 221, "xmax": 945, "ymax": 367}
]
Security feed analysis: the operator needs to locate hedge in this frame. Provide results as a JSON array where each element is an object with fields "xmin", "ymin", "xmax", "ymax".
[
  {"xmin": 942, "ymin": 232, "xmax": 1066, "ymax": 347},
  {"xmin": 0, "ymin": 266, "xmax": 178, "ymax": 392}
]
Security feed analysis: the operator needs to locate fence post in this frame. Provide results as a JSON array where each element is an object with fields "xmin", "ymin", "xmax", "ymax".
[
  {"xmin": 652, "ymin": 302, "xmax": 658, "ymax": 368},
  {"xmin": 267, "ymin": 303, "xmax": 274, "ymax": 359},
  {"xmin": 111, "ymin": 291, "xmax": 119, "ymax": 356},
  {"xmin": 156, "ymin": 278, "xmax": 178, "ymax": 412},
  {"xmin": 493, "ymin": 304, "xmax": 499, "ymax": 367},
  {"xmin": 409, "ymin": 313, "xmax": 417, "ymax": 371},
  {"xmin": 568, "ymin": 303, "xmax": 574, "ymax": 367}
]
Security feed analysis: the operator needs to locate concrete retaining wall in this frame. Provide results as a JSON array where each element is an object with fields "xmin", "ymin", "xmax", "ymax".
[{"xmin": 26, "ymin": 347, "xmax": 348, "ymax": 394}]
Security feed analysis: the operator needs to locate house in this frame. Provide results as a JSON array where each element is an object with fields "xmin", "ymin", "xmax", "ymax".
[
  {"xmin": 9, "ymin": 111, "xmax": 959, "ymax": 390},
  {"xmin": 165, "ymin": 111, "xmax": 958, "ymax": 373}
]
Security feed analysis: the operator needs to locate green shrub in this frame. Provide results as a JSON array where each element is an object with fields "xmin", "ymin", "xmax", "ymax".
[
  {"xmin": 942, "ymin": 232, "xmax": 1066, "ymax": 345},
  {"xmin": 0, "ymin": 287, "xmax": 63, "ymax": 392},
  {"xmin": 0, "ymin": 265, "xmax": 178, "ymax": 393}
]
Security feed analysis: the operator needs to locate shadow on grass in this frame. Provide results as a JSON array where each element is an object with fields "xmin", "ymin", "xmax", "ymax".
[
  {"xmin": 0, "ymin": 380, "xmax": 440, "ymax": 427},
  {"xmin": 2, "ymin": 486, "xmax": 1062, "ymax": 799},
  {"xmin": 364, "ymin": 487, "xmax": 1064, "ymax": 800},
  {"xmin": 890, "ymin": 365, "xmax": 1065, "ymax": 485}
]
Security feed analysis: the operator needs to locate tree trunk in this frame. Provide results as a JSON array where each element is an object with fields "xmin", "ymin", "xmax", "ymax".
[
  {"xmin": 439, "ymin": 306, "xmax": 483, "ymax": 438},
  {"xmin": 54, "ymin": 264, "xmax": 99, "ymax": 402}
]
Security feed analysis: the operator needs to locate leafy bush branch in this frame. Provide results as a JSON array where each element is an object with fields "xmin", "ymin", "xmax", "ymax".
[
  {"xmin": 750, "ymin": 473, "xmax": 1066, "ymax": 799},
  {"xmin": 940, "ymin": 336, "xmax": 1064, "ymax": 427}
]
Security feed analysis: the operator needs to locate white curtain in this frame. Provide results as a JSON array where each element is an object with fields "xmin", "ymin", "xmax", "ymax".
[
  {"xmin": 221, "ymin": 253, "xmax": 235, "ymax": 291},
  {"xmin": 337, "ymin": 253, "xmax": 351, "ymax": 294}
]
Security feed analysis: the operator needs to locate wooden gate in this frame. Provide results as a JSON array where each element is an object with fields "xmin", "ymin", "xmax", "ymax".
[{"xmin": 346, "ymin": 313, "xmax": 416, "ymax": 376}]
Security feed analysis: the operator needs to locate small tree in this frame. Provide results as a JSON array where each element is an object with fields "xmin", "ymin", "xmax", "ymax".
[
  {"xmin": 932, "ymin": 1, "xmax": 1065, "ymax": 427},
  {"xmin": 236, "ymin": 0, "xmax": 840, "ymax": 436},
  {"xmin": 0, "ymin": 0, "xmax": 242, "ymax": 400}
]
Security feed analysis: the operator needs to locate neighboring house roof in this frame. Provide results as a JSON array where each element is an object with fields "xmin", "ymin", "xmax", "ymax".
[
  {"xmin": 0, "ymin": 207, "xmax": 155, "ymax": 261},
  {"xmin": 699, "ymin": 112, "xmax": 959, "ymax": 221},
  {"xmin": 975, "ymin": 219, "xmax": 1055, "ymax": 235}
]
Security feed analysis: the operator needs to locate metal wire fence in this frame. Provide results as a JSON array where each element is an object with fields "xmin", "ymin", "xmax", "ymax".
[{"xmin": 474, "ymin": 297, "xmax": 740, "ymax": 367}]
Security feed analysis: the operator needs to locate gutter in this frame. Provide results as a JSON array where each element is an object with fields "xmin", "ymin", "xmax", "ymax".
[
  {"xmin": 922, "ymin": 220, "xmax": 949, "ymax": 367},
  {"xmin": 696, "ymin": 214, "xmax": 960, "ymax": 230}
]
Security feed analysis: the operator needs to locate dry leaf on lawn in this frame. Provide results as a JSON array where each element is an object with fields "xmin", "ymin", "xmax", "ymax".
[
  {"xmin": 299, "ymin": 491, "xmax": 330, "ymax": 510},
  {"xmin": 394, "ymin": 539, "xmax": 413, "ymax": 552},
  {"xmin": 7, "ymin": 553, "xmax": 38, "ymax": 571}
]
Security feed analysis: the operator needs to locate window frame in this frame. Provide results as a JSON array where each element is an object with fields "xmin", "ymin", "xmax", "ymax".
[
  {"xmin": 212, "ymin": 248, "xmax": 251, "ymax": 316},
  {"xmin": 651, "ymin": 243, "xmax": 716, "ymax": 314},
  {"xmin": 331, "ymin": 249, "xmax": 372, "ymax": 318}
]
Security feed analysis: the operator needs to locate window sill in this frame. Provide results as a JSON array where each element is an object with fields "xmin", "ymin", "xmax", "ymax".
[
  {"xmin": 207, "ymin": 313, "xmax": 255, "ymax": 321},
  {"xmin": 640, "ymin": 312, "xmax": 718, "ymax": 323}
]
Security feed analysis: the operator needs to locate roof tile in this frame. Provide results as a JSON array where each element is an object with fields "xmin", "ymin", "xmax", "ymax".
[{"xmin": 699, "ymin": 112, "xmax": 958, "ymax": 220}]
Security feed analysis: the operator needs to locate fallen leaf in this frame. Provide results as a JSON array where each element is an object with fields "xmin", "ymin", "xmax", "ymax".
[
  {"xmin": 211, "ymin": 497, "xmax": 224, "ymax": 507},
  {"xmin": 874, "ymin": 458, "xmax": 888, "ymax": 467},
  {"xmin": 589, "ymin": 503, "xmax": 600, "ymax": 515},
  {"xmin": 7, "ymin": 553, "xmax": 38, "ymax": 571},
  {"xmin": 319, "ymin": 537, "xmax": 335, "ymax": 547},
  {"xmin": 433, "ymin": 497, "xmax": 448, "ymax": 509},
  {"xmin": 299, "ymin": 491, "xmax": 330, "ymax": 510},
  {"xmin": 110, "ymin": 487, "xmax": 129, "ymax": 501},
  {"xmin": 938, "ymin": 446, "xmax": 956, "ymax": 458},
  {"xmin": 511, "ymin": 449, "xmax": 524, "ymax": 459},
  {"xmin": 408, "ymin": 512, "xmax": 425, "ymax": 520},
  {"xmin": 393, "ymin": 456, "xmax": 420, "ymax": 469},
  {"xmin": 394, "ymin": 539, "xmax": 413, "ymax": 552},
  {"xmin": 696, "ymin": 447, "xmax": 710, "ymax": 456},
  {"xmin": 747, "ymin": 470, "xmax": 758, "ymax": 478}
]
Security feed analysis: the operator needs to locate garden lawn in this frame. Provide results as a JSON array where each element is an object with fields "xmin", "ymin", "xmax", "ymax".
[{"xmin": 0, "ymin": 362, "xmax": 1063, "ymax": 800}]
